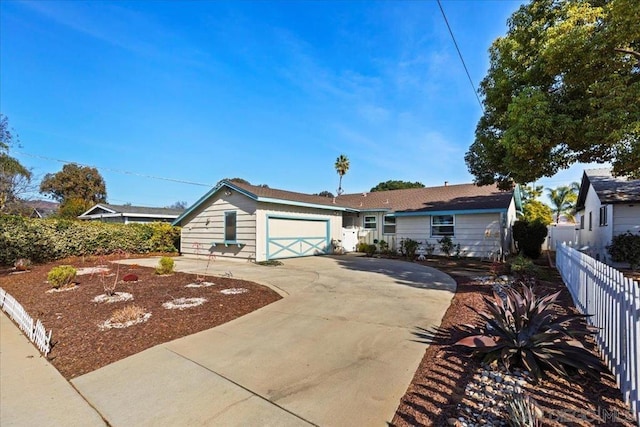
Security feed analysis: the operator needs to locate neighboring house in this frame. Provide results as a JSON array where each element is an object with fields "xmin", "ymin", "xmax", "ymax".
[
  {"xmin": 26, "ymin": 200, "xmax": 59, "ymax": 218},
  {"xmin": 78, "ymin": 204, "xmax": 184, "ymax": 224},
  {"xmin": 575, "ymin": 168, "xmax": 640, "ymax": 263},
  {"xmin": 173, "ymin": 179, "xmax": 520, "ymax": 262}
]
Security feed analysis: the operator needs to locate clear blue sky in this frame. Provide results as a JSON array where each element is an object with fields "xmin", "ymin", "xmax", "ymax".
[{"xmin": 1, "ymin": 0, "xmax": 601, "ymax": 207}]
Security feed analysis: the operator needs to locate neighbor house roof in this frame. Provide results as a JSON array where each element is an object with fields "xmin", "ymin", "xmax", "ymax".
[
  {"xmin": 173, "ymin": 179, "xmax": 516, "ymax": 226},
  {"xmin": 79, "ymin": 203, "xmax": 184, "ymax": 220},
  {"xmin": 576, "ymin": 169, "xmax": 640, "ymax": 211},
  {"xmin": 25, "ymin": 200, "xmax": 59, "ymax": 218}
]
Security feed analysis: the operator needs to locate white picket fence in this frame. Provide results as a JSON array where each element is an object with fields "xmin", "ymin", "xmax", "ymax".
[
  {"xmin": 556, "ymin": 243, "xmax": 640, "ymax": 425},
  {"xmin": 0, "ymin": 287, "xmax": 52, "ymax": 356}
]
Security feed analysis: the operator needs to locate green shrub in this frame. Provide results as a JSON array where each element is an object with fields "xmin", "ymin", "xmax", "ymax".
[
  {"xmin": 399, "ymin": 238, "xmax": 419, "ymax": 259},
  {"xmin": 378, "ymin": 239, "xmax": 389, "ymax": 252},
  {"xmin": 607, "ymin": 232, "xmax": 640, "ymax": 270},
  {"xmin": 438, "ymin": 236, "xmax": 454, "ymax": 256},
  {"xmin": 256, "ymin": 260, "xmax": 283, "ymax": 266},
  {"xmin": 47, "ymin": 265, "xmax": 77, "ymax": 288},
  {"xmin": 356, "ymin": 242, "xmax": 369, "ymax": 252},
  {"xmin": 156, "ymin": 256, "xmax": 175, "ymax": 275},
  {"xmin": 513, "ymin": 220, "xmax": 548, "ymax": 259},
  {"xmin": 510, "ymin": 254, "xmax": 538, "ymax": 278},
  {"xmin": 364, "ymin": 244, "xmax": 377, "ymax": 257},
  {"xmin": 455, "ymin": 283, "xmax": 604, "ymax": 381},
  {"xmin": 0, "ymin": 215, "xmax": 181, "ymax": 266}
]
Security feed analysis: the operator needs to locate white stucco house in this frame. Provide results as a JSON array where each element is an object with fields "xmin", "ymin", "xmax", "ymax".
[
  {"xmin": 172, "ymin": 180, "xmax": 520, "ymax": 262},
  {"xmin": 78, "ymin": 204, "xmax": 184, "ymax": 224},
  {"xmin": 575, "ymin": 169, "xmax": 640, "ymax": 263}
]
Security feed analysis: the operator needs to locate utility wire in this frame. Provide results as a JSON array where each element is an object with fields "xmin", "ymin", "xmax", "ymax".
[
  {"xmin": 437, "ymin": 0, "xmax": 484, "ymax": 112},
  {"xmin": 15, "ymin": 151, "xmax": 215, "ymax": 188}
]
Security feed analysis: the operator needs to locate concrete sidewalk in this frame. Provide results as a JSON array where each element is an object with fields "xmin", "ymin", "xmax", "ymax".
[
  {"xmin": 72, "ymin": 255, "xmax": 456, "ymax": 426},
  {"xmin": 0, "ymin": 312, "xmax": 105, "ymax": 427}
]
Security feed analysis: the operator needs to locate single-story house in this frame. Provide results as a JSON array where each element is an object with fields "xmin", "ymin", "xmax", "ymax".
[
  {"xmin": 575, "ymin": 168, "xmax": 640, "ymax": 263},
  {"xmin": 26, "ymin": 200, "xmax": 59, "ymax": 218},
  {"xmin": 78, "ymin": 204, "xmax": 184, "ymax": 224},
  {"xmin": 172, "ymin": 179, "xmax": 520, "ymax": 262}
]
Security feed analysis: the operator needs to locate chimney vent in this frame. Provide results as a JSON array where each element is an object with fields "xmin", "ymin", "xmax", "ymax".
[{"xmin": 444, "ymin": 181, "xmax": 449, "ymax": 186}]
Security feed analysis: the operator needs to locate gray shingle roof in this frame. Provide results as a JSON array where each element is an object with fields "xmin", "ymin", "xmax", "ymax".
[
  {"xmin": 87, "ymin": 204, "xmax": 184, "ymax": 216},
  {"xmin": 229, "ymin": 181, "xmax": 513, "ymax": 212},
  {"xmin": 577, "ymin": 169, "xmax": 640, "ymax": 210}
]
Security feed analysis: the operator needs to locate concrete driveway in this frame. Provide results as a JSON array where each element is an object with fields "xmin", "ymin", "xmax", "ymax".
[{"xmin": 72, "ymin": 255, "xmax": 456, "ymax": 426}]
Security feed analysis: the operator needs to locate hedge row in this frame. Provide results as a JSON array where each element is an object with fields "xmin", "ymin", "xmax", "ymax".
[{"xmin": 0, "ymin": 215, "xmax": 181, "ymax": 265}]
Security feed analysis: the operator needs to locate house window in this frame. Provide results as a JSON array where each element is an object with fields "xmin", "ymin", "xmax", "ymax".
[
  {"xmin": 431, "ymin": 215, "xmax": 454, "ymax": 236},
  {"xmin": 599, "ymin": 206, "xmax": 608, "ymax": 226},
  {"xmin": 383, "ymin": 215, "xmax": 396, "ymax": 234},
  {"xmin": 588, "ymin": 212, "xmax": 592, "ymax": 231},
  {"xmin": 580, "ymin": 215, "xmax": 584, "ymax": 230},
  {"xmin": 225, "ymin": 211, "xmax": 237, "ymax": 241},
  {"xmin": 364, "ymin": 216, "xmax": 377, "ymax": 229}
]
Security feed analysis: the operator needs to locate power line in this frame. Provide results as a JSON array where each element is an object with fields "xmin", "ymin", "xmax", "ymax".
[
  {"xmin": 15, "ymin": 151, "xmax": 215, "ymax": 188},
  {"xmin": 436, "ymin": 0, "xmax": 484, "ymax": 112}
]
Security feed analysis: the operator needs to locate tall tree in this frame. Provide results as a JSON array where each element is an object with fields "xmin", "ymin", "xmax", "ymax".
[
  {"xmin": 0, "ymin": 114, "xmax": 32, "ymax": 213},
  {"xmin": 546, "ymin": 184, "xmax": 578, "ymax": 223},
  {"xmin": 518, "ymin": 183, "xmax": 553, "ymax": 225},
  {"xmin": 40, "ymin": 164, "xmax": 107, "ymax": 214},
  {"xmin": 519, "ymin": 184, "xmax": 544, "ymax": 204},
  {"xmin": 168, "ymin": 201, "xmax": 188, "ymax": 209},
  {"xmin": 466, "ymin": 0, "xmax": 640, "ymax": 189},
  {"xmin": 314, "ymin": 191, "xmax": 334, "ymax": 198},
  {"xmin": 370, "ymin": 180, "xmax": 425, "ymax": 192},
  {"xmin": 334, "ymin": 154, "xmax": 350, "ymax": 195}
]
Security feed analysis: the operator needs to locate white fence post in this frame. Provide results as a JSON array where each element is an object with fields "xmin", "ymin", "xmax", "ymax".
[
  {"xmin": 0, "ymin": 287, "xmax": 52, "ymax": 356},
  {"xmin": 556, "ymin": 243, "xmax": 640, "ymax": 425}
]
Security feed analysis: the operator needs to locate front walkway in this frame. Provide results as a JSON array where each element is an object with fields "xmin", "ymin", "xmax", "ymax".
[
  {"xmin": 71, "ymin": 255, "xmax": 456, "ymax": 426},
  {"xmin": 0, "ymin": 313, "xmax": 105, "ymax": 426}
]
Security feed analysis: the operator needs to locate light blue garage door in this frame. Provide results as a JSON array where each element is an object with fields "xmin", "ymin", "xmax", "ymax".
[{"xmin": 266, "ymin": 216, "xmax": 330, "ymax": 260}]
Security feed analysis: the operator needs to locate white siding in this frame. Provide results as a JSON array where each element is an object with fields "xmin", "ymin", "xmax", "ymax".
[
  {"xmin": 255, "ymin": 203, "xmax": 342, "ymax": 262},
  {"xmin": 613, "ymin": 204, "xmax": 640, "ymax": 236},
  {"xmin": 356, "ymin": 211, "xmax": 398, "ymax": 249},
  {"xmin": 576, "ymin": 184, "xmax": 613, "ymax": 262},
  {"xmin": 395, "ymin": 213, "xmax": 503, "ymax": 258},
  {"xmin": 180, "ymin": 192, "xmax": 257, "ymax": 261}
]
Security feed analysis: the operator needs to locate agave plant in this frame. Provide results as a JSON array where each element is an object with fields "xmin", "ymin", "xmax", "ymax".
[
  {"xmin": 506, "ymin": 392, "xmax": 542, "ymax": 427},
  {"xmin": 455, "ymin": 284, "xmax": 605, "ymax": 381}
]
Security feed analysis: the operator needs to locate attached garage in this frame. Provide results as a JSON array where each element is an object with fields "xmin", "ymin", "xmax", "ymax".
[{"xmin": 266, "ymin": 216, "xmax": 330, "ymax": 260}]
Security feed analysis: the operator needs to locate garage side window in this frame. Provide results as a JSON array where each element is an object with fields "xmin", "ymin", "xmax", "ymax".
[
  {"xmin": 225, "ymin": 211, "xmax": 237, "ymax": 241},
  {"xmin": 431, "ymin": 215, "xmax": 454, "ymax": 236},
  {"xmin": 364, "ymin": 216, "xmax": 377, "ymax": 229}
]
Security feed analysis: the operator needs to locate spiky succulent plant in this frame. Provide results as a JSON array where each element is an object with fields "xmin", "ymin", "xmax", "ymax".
[
  {"xmin": 506, "ymin": 392, "xmax": 542, "ymax": 427},
  {"xmin": 455, "ymin": 284, "xmax": 605, "ymax": 381}
]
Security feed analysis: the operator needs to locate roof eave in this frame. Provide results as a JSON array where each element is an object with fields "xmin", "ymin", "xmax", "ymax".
[{"xmin": 394, "ymin": 207, "xmax": 509, "ymax": 217}]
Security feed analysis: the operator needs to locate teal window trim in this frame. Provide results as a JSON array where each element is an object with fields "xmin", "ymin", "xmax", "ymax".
[
  {"xmin": 363, "ymin": 215, "xmax": 377, "ymax": 230},
  {"xmin": 211, "ymin": 241, "xmax": 245, "ymax": 248},
  {"xmin": 431, "ymin": 214, "xmax": 455, "ymax": 237},
  {"xmin": 383, "ymin": 215, "xmax": 396, "ymax": 234},
  {"xmin": 394, "ymin": 208, "xmax": 507, "ymax": 217},
  {"xmin": 224, "ymin": 210, "xmax": 237, "ymax": 242}
]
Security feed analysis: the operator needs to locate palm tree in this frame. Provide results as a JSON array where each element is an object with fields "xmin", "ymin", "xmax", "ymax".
[
  {"xmin": 334, "ymin": 154, "xmax": 350, "ymax": 196},
  {"xmin": 546, "ymin": 184, "xmax": 578, "ymax": 223}
]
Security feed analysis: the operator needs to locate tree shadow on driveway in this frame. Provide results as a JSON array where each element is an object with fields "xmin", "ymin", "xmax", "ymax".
[{"xmin": 329, "ymin": 255, "xmax": 457, "ymax": 292}]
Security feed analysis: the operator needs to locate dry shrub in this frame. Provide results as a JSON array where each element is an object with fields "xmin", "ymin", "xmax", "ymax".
[{"xmin": 110, "ymin": 304, "xmax": 146, "ymax": 324}]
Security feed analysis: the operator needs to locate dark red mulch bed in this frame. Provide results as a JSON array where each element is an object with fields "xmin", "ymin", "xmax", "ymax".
[
  {"xmin": 0, "ymin": 255, "xmax": 281, "ymax": 379},
  {"xmin": 391, "ymin": 256, "xmax": 636, "ymax": 427}
]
